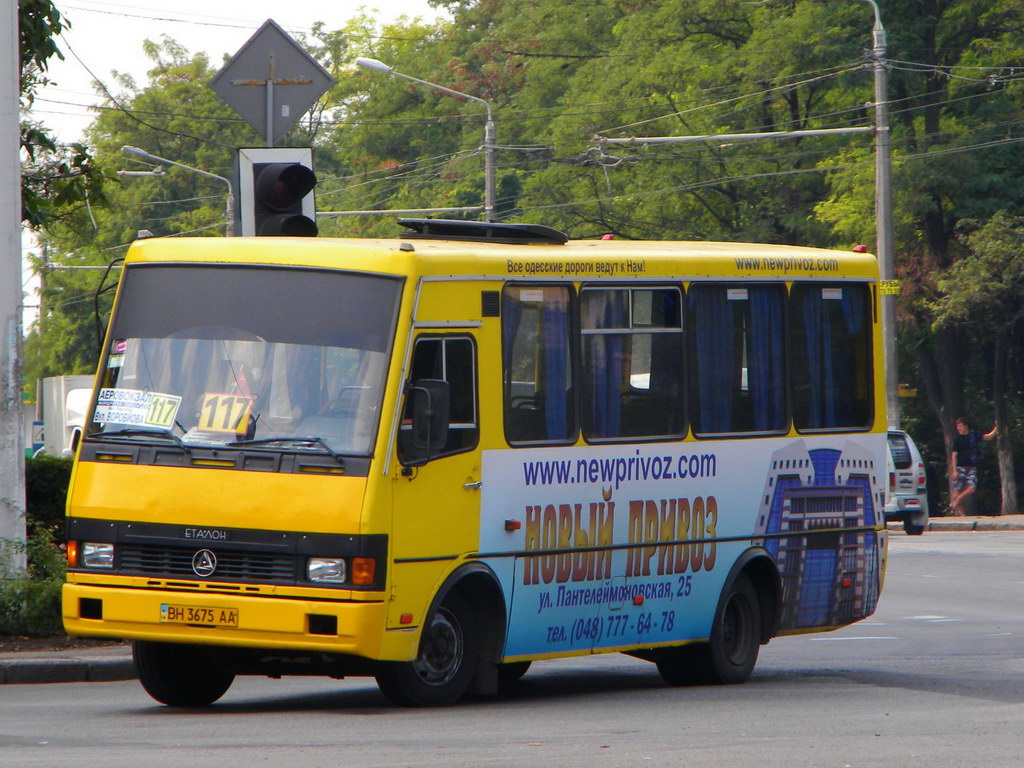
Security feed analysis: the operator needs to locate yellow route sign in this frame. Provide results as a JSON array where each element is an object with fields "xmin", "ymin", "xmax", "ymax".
[{"xmin": 880, "ymin": 280, "xmax": 901, "ymax": 295}]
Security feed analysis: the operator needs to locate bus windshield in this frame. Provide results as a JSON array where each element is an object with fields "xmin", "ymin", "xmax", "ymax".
[{"xmin": 87, "ymin": 264, "xmax": 403, "ymax": 455}]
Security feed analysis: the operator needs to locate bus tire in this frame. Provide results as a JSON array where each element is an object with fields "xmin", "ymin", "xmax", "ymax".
[
  {"xmin": 133, "ymin": 641, "xmax": 234, "ymax": 707},
  {"xmin": 497, "ymin": 660, "xmax": 532, "ymax": 683},
  {"xmin": 655, "ymin": 645, "xmax": 701, "ymax": 686},
  {"xmin": 694, "ymin": 573, "xmax": 761, "ymax": 684},
  {"xmin": 375, "ymin": 591, "xmax": 478, "ymax": 706}
]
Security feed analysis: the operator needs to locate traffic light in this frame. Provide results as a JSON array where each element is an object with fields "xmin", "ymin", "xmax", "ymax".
[{"xmin": 238, "ymin": 148, "xmax": 318, "ymax": 237}]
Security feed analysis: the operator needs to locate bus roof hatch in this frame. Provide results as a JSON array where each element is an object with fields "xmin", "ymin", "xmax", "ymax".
[{"xmin": 397, "ymin": 218, "xmax": 568, "ymax": 245}]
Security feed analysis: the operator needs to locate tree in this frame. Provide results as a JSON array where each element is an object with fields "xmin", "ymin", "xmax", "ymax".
[
  {"xmin": 24, "ymin": 38, "xmax": 263, "ymax": 384},
  {"xmin": 932, "ymin": 211, "xmax": 1024, "ymax": 515},
  {"xmin": 24, "ymin": 0, "xmax": 1024, "ymax": 514},
  {"xmin": 19, "ymin": 0, "xmax": 106, "ymax": 230}
]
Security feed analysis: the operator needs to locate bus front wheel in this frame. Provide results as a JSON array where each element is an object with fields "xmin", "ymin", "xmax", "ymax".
[
  {"xmin": 133, "ymin": 640, "xmax": 235, "ymax": 707},
  {"xmin": 375, "ymin": 591, "xmax": 479, "ymax": 706}
]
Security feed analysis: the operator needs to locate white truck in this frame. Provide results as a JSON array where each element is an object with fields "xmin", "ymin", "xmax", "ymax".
[{"xmin": 29, "ymin": 375, "xmax": 94, "ymax": 456}]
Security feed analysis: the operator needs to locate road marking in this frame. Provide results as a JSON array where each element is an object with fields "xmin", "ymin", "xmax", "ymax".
[
  {"xmin": 907, "ymin": 615, "xmax": 946, "ymax": 620},
  {"xmin": 810, "ymin": 636, "xmax": 899, "ymax": 641}
]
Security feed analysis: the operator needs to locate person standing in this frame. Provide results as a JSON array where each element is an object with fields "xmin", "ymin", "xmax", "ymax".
[{"xmin": 949, "ymin": 417, "xmax": 997, "ymax": 516}]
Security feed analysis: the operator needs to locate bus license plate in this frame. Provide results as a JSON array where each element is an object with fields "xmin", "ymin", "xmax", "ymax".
[{"xmin": 160, "ymin": 604, "xmax": 238, "ymax": 627}]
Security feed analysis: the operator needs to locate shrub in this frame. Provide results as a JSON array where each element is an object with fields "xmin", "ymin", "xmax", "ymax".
[
  {"xmin": 25, "ymin": 454, "xmax": 73, "ymax": 538},
  {"xmin": 0, "ymin": 529, "xmax": 68, "ymax": 637}
]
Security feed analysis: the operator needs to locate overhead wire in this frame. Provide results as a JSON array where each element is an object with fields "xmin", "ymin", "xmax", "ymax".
[
  {"xmin": 38, "ymin": 0, "xmax": 1024, "ymax": 230},
  {"xmin": 57, "ymin": 32, "xmax": 238, "ymax": 149}
]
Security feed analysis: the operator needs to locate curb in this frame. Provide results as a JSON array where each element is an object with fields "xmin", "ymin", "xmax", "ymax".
[
  {"xmin": 931, "ymin": 519, "xmax": 1024, "ymax": 531},
  {"xmin": 887, "ymin": 516, "xmax": 1024, "ymax": 533},
  {"xmin": 0, "ymin": 655, "xmax": 135, "ymax": 685}
]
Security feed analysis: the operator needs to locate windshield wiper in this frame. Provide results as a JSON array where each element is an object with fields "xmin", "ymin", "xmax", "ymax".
[
  {"xmin": 91, "ymin": 428, "xmax": 190, "ymax": 453},
  {"xmin": 225, "ymin": 436, "xmax": 345, "ymax": 466}
]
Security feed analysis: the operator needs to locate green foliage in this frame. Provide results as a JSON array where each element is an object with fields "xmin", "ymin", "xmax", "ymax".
[
  {"xmin": 933, "ymin": 212, "xmax": 1024, "ymax": 330},
  {"xmin": 0, "ymin": 530, "xmax": 68, "ymax": 637},
  {"xmin": 0, "ymin": 458, "xmax": 74, "ymax": 637},
  {"xmin": 20, "ymin": 0, "xmax": 107, "ymax": 230},
  {"xmin": 25, "ymin": 455, "xmax": 73, "ymax": 540},
  {"xmin": 27, "ymin": 1, "xmax": 1024, "ymax": 504},
  {"xmin": 18, "ymin": 0, "xmax": 65, "ymax": 89},
  {"xmin": 26, "ymin": 38, "xmax": 264, "ymax": 382}
]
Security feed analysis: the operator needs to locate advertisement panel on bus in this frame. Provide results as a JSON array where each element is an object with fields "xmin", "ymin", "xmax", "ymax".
[{"xmin": 480, "ymin": 435, "xmax": 886, "ymax": 658}]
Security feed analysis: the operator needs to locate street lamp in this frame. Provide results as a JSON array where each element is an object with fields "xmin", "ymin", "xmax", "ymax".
[
  {"xmin": 355, "ymin": 57, "xmax": 497, "ymax": 222},
  {"xmin": 858, "ymin": 0, "xmax": 898, "ymax": 428},
  {"xmin": 121, "ymin": 146, "xmax": 236, "ymax": 237}
]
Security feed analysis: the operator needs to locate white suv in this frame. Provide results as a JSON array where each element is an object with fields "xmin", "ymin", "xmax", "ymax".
[{"xmin": 885, "ymin": 429, "xmax": 929, "ymax": 535}]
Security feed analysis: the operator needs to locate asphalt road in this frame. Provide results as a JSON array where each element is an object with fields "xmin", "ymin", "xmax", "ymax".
[{"xmin": 2, "ymin": 532, "xmax": 1022, "ymax": 768}]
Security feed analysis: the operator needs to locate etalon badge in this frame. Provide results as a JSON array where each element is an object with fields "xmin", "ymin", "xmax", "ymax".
[{"xmin": 192, "ymin": 549, "xmax": 218, "ymax": 577}]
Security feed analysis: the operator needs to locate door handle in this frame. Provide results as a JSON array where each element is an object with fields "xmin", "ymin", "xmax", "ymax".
[{"xmin": 464, "ymin": 480, "xmax": 482, "ymax": 490}]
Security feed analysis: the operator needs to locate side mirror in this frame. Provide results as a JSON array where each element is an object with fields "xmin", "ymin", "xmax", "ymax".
[{"xmin": 411, "ymin": 379, "xmax": 450, "ymax": 453}]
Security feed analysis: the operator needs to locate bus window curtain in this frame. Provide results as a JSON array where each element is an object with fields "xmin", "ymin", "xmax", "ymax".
[
  {"xmin": 801, "ymin": 287, "xmax": 869, "ymax": 429},
  {"xmin": 587, "ymin": 334, "xmax": 624, "ymax": 437},
  {"xmin": 541, "ymin": 297, "xmax": 571, "ymax": 440},
  {"xmin": 693, "ymin": 288, "xmax": 734, "ymax": 433},
  {"xmin": 837, "ymin": 287, "xmax": 867, "ymax": 425},
  {"xmin": 749, "ymin": 287, "xmax": 785, "ymax": 431},
  {"xmin": 583, "ymin": 290, "xmax": 627, "ymax": 438},
  {"xmin": 801, "ymin": 291, "xmax": 829, "ymax": 428},
  {"xmin": 500, "ymin": 291, "xmax": 522, "ymax": 377}
]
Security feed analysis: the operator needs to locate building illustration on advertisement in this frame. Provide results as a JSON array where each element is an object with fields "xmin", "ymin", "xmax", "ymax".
[{"xmin": 754, "ymin": 439, "xmax": 882, "ymax": 632}]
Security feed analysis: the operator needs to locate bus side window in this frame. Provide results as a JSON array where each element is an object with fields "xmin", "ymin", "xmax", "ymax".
[
  {"xmin": 502, "ymin": 285, "xmax": 576, "ymax": 444},
  {"xmin": 579, "ymin": 285, "xmax": 685, "ymax": 441},
  {"xmin": 397, "ymin": 336, "xmax": 478, "ymax": 465},
  {"xmin": 790, "ymin": 283, "xmax": 873, "ymax": 431},
  {"xmin": 689, "ymin": 283, "xmax": 787, "ymax": 436}
]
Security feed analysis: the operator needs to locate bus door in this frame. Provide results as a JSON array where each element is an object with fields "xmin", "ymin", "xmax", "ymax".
[{"xmin": 388, "ymin": 334, "xmax": 481, "ymax": 628}]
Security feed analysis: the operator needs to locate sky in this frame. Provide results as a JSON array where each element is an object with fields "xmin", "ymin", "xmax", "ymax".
[
  {"xmin": 33, "ymin": 0, "xmax": 447, "ymax": 143},
  {"xmin": 21, "ymin": 1, "xmax": 446, "ymax": 327}
]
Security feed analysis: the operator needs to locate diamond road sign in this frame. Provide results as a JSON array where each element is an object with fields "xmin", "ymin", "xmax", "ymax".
[{"xmin": 209, "ymin": 19, "xmax": 335, "ymax": 145}]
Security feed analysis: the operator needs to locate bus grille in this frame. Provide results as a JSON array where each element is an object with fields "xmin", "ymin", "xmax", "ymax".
[{"xmin": 118, "ymin": 545, "xmax": 297, "ymax": 583}]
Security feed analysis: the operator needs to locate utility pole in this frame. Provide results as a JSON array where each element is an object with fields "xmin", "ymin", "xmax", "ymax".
[
  {"xmin": 1, "ymin": 0, "xmax": 27, "ymax": 574},
  {"xmin": 122, "ymin": 146, "xmax": 236, "ymax": 236},
  {"xmin": 356, "ymin": 57, "xmax": 498, "ymax": 223},
  {"xmin": 862, "ymin": 0, "xmax": 899, "ymax": 428}
]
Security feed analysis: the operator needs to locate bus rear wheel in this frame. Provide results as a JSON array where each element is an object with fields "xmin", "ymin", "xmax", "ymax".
[
  {"xmin": 375, "ymin": 591, "xmax": 478, "ymax": 706},
  {"xmin": 497, "ymin": 660, "xmax": 532, "ymax": 683},
  {"xmin": 133, "ymin": 641, "xmax": 235, "ymax": 707},
  {"xmin": 657, "ymin": 574, "xmax": 761, "ymax": 686},
  {"xmin": 700, "ymin": 574, "xmax": 761, "ymax": 683}
]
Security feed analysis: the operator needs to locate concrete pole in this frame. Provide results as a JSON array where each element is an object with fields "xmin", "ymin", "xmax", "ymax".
[
  {"xmin": 863, "ymin": 0, "xmax": 899, "ymax": 428},
  {"xmin": 0, "ymin": 0, "xmax": 27, "ymax": 574},
  {"xmin": 483, "ymin": 111, "xmax": 497, "ymax": 223},
  {"xmin": 355, "ymin": 58, "xmax": 497, "ymax": 223}
]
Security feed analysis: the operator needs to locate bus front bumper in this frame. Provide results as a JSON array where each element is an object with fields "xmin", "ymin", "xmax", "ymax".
[{"xmin": 63, "ymin": 582, "xmax": 401, "ymax": 660}]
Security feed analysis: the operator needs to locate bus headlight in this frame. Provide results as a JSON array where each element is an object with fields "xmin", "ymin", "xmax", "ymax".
[
  {"xmin": 307, "ymin": 557, "xmax": 347, "ymax": 584},
  {"xmin": 82, "ymin": 542, "xmax": 115, "ymax": 569}
]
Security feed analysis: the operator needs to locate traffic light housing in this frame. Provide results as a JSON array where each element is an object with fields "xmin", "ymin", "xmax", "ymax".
[{"xmin": 238, "ymin": 148, "xmax": 318, "ymax": 237}]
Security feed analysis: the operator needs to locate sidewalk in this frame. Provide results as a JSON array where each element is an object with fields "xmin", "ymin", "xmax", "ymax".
[
  {"xmin": 3, "ymin": 515, "xmax": 1023, "ymax": 686},
  {"xmin": 888, "ymin": 513, "xmax": 1024, "ymax": 532},
  {"xmin": 0, "ymin": 642, "xmax": 134, "ymax": 685}
]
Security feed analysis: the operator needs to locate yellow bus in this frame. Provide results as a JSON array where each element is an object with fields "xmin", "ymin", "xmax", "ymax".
[{"xmin": 63, "ymin": 220, "xmax": 888, "ymax": 707}]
